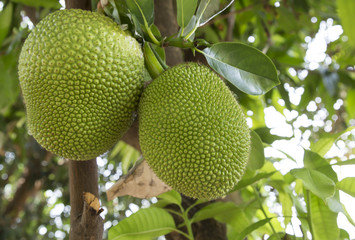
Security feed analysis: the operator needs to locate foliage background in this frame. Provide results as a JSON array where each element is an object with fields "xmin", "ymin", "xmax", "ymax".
[{"xmin": 0, "ymin": 0, "xmax": 355, "ymax": 239}]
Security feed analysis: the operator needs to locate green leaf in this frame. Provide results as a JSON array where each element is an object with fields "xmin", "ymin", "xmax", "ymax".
[
  {"xmin": 339, "ymin": 229, "xmax": 350, "ymax": 240},
  {"xmin": 121, "ymin": 146, "xmax": 139, "ymax": 174},
  {"xmin": 290, "ymin": 168, "xmax": 335, "ymax": 200},
  {"xmin": 0, "ymin": 2, "xmax": 13, "ymax": 47},
  {"xmin": 11, "ymin": 0, "xmax": 61, "ymax": 8},
  {"xmin": 303, "ymin": 150, "xmax": 338, "ymax": 182},
  {"xmin": 218, "ymin": 207, "xmax": 252, "ymax": 236},
  {"xmin": 126, "ymin": 0, "xmax": 154, "ymax": 26},
  {"xmin": 191, "ymin": 202, "xmax": 237, "ymax": 223},
  {"xmin": 340, "ymin": 203, "xmax": 355, "ymax": 227},
  {"xmin": 197, "ymin": 0, "xmax": 234, "ymax": 26},
  {"xmin": 310, "ymin": 126, "xmax": 355, "ymax": 156},
  {"xmin": 179, "ymin": 15, "xmax": 197, "ymax": 39},
  {"xmin": 268, "ymin": 233, "xmax": 286, "ymax": 240},
  {"xmin": 279, "ymin": 191, "xmax": 293, "ymax": 226},
  {"xmin": 181, "ymin": 0, "xmax": 233, "ymax": 40},
  {"xmin": 247, "ymin": 130, "xmax": 265, "ymax": 170},
  {"xmin": 236, "ymin": 218, "xmax": 271, "ymax": 240},
  {"xmin": 253, "ymin": 127, "xmax": 286, "ymax": 144},
  {"xmin": 157, "ymin": 190, "xmax": 182, "ymax": 206},
  {"xmin": 337, "ymin": 177, "xmax": 355, "ymax": 197},
  {"xmin": 176, "ymin": 0, "xmax": 198, "ymax": 28},
  {"xmin": 338, "ymin": 0, "xmax": 355, "ymax": 47},
  {"xmin": 233, "ymin": 172, "xmax": 276, "ymax": 191},
  {"xmin": 332, "ymin": 158, "xmax": 355, "ymax": 166},
  {"xmin": 151, "ymin": 199, "xmax": 172, "ymax": 209},
  {"xmin": 203, "ymin": 42, "xmax": 279, "ymax": 95},
  {"xmin": 0, "ymin": 51, "xmax": 19, "ymax": 113},
  {"xmin": 346, "ymin": 89, "xmax": 355, "ymax": 119},
  {"xmin": 325, "ymin": 191, "xmax": 355, "ymax": 227},
  {"xmin": 309, "ymin": 193, "xmax": 339, "ymax": 240},
  {"xmin": 108, "ymin": 207, "xmax": 175, "ymax": 240}
]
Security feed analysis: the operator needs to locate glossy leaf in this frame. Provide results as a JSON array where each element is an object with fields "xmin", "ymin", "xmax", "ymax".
[
  {"xmin": 233, "ymin": 171, "xmax": 276, "ymax": 191},
  {"xmin": 108, "ymin": 207, "xmax": 175, "ymax": 240},
  {"xmin": 126, "ymin": 0, "xmax": 154, "ymax": 26},
  {"xmin": 309, "ymin": 193, "xmax": 340, "ymax": 240},
  {"xmin": 176, "ymin": 0, "xmax": 198, "ymax": 28},
  {"xmin": 197, "ymin": 0, "xmax": 234, "ymax": 26},
  {"xmin": 191, "ymin": 202, "xmax": 237, "ymax": 223},
  {"xmin": 203, "ymin": 43, "xmax": 279, "ymax": 95},
  {"xmin": 303, "ymin": 150, "xmax": 338, "ymax": 182},
  {"xmin": 181, "ymin": 0, "xmax": 233, "ymax": 39},
  {"xmin": 290, "ymin": 168, "xmax": 335, "ymax": 200},
  {"xmin": 0, "ymin": 2, "xmax": 12, "ymax": 47},
  {"xmin": 178, "ymin": 15, "xmax": 197, "ymax": 39},
  {"xmin": 157, "ymin": 190, "xmax": 182, "ymax": 206},
  {"xmin": 337, "ymin": 177, "xmax": 355, "ymax": 197},
  {"xmin": 236, "ymin": 218, "xmax": 271, "ymax": 240},
  {"xmin": 247, "ymin": 130, "xmax": 265, "ymax": 170}
]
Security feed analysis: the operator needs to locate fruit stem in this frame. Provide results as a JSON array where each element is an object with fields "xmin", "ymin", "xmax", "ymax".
[
  {"xmin": 143, "ymin": 42, "xmax": 166, "ymax": 78},
  {"xmin": 174, "ymin": 229, "xmax": 193, "ymax": 240},
  {"xmin": 165, "ymin": 38, "xmax": 195, "ymax": 49},
  {"xmin": 145, "ymin": 22, "xmax": 160, "ymax": 45},
  {"xmin": 182, "ymin": 209, "xmax": 195, "ymax": 240}
]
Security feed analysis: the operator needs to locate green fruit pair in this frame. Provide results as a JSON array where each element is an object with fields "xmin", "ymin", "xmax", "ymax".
[{"xmin": 19, "ymin": 9, "xmax": 250, "ymax": 199}]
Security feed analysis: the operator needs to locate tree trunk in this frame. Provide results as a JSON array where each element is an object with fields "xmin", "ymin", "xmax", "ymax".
[{"xmin": 69, "ymin": 160, "xmax": 103, "ymax": 240}]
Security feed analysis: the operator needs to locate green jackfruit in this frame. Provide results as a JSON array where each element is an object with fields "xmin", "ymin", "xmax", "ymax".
[
  {"xmin": 139, "ymin": 63, "xmax": 250, "ymax": 200},
  {"xmin": 18, "ymin": 9, "xmax": 144, "ymax": 160}
]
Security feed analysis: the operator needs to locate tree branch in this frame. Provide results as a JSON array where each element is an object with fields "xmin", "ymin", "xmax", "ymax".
[
  {"xmin": 69, "ymin": 160, "xmax": 103, "ymax": 240},
  {"xmin": 65, "ymin": 0, "xmax": 91, "ymax": 10},
  {"xmin": 154, "ymin": 0, "xmax": 183, "ymax": 66}
]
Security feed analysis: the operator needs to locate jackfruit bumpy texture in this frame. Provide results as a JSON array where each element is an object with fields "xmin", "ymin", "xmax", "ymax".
[
  {"xmin": 139, "ymin": 63, "xmax": 250, "ymax": 200},
  {"xmin": 18, "ymin": 9, "xmax": 144, "ymax": 160}
]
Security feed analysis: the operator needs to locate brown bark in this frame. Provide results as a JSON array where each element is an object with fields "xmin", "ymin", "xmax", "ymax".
[
  {"xmin": 65, "ymin": 0, "xmax": 91, "ymax": 10},
  {"xmin": 154, "ymin": 0, "xmax": 184, "ymax": 66},
  {"xmin": 121, "ymin": 119, "xmax": 141, "ymax": 153},
  {"xmin": 166, "ymin": 198, "xmax": 227, "ymax": 240},
  {"xmin": 69, "ymin": 160, "xmax": 103, "ymax": 240}
]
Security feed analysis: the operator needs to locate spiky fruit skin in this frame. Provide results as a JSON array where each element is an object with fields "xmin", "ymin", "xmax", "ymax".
[
  {"xmin": 18, "ymin": 9, "xmax": 144, "ymax": 160},
  {"xmin": 139, "ymin": 63, "xmax": 250, "ymax": 200}
]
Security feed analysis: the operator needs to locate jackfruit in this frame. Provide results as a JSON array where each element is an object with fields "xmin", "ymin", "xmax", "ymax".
[
  {"xmin": 139, "ymin": 63, "xmax": 250, "ymax": 200},
  {"xmin": 18, "ymin": 9, "xmax": 144, "ymax": 160}
]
